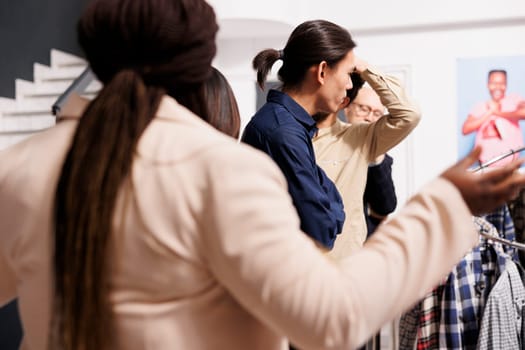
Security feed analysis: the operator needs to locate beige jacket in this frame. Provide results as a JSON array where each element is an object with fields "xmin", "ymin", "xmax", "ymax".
[
  {"xmin": 314, "ymin": 68, "xmax": 421, "ymax": 259},
  {"xmin": 0, "ymin": 95, "xmax": 475, "ymax": 350}
]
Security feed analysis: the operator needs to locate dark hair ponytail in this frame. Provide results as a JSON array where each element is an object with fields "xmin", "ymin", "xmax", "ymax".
[
  {"xmin": 51, "ymin": 70, "xmax": 163, "ymax": 350},
  {"xmin": 253, "ymin": 49, "xmax": 281, "ymax": 90},
  {"xmin": 253, "ymin": 20, "xmax": 356, "ymax": 91}
]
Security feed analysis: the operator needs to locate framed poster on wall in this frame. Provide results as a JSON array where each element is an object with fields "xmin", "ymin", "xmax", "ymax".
[{"xmin": 457, "ymin": 55, "xmax": 525, "ymax": 169}]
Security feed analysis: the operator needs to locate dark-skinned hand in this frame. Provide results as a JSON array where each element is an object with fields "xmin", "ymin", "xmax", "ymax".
[{"xmin": 441, "ymin": 146, "xmax": 525, "ymax": 215}]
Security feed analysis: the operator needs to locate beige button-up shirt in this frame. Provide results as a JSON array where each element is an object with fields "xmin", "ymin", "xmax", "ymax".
[{"xmin": 314, "ymin": 68, "xmax": 421, "ymax": 259}]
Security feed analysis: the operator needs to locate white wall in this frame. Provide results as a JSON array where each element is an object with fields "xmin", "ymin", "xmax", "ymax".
[
  {"xmin": 208, "ymin": 0, "xmax": 525, "ymax": 31},
  {"xmin": 212, "ymin": 2, "xmax": 525, "ymax": 207},
  {"xmin": 353, "ymin": 23, "xmax": 525, "ymax": 204}
]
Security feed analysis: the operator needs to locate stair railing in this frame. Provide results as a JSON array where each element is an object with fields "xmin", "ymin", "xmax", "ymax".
[{"xmin": 52, "ymin": 66, "xmax": 95, "ymax": 116}]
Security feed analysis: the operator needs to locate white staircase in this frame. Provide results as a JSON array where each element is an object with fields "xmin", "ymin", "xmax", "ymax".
[{"xmin": 0, "ymin": 49, "xmax": 101, "ymax": 150}]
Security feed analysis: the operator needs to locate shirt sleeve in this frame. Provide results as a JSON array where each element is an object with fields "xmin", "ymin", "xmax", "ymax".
[
  {"xmin": 267, "ymin": 126, "xmax": 345, "ymax": 249},
  {"xmin": 361, "ymin": 68, "xmax": 421, "ymax": 160},
  {"xmin": 202, "ymin": 146, "xmax": 478, "ymax": 350},
  {"xmin": 364, "ymin": 154, "xmax": 397, "ymax": 216}
]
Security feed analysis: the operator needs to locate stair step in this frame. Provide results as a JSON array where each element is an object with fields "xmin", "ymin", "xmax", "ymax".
[
  {"xmin": 0, "ymin": 49, "xmax": 94, "ymax": 148},
  {"xmin": 18, "ymin": 77, "xmax": 101, "ymax": 97},
  {"xmin": 50, "ymin": 49, "xmax": 87, "ymax": 68},
  {"xmin": 1, "ymin": 98, "xmax": 53, "ymax": 116},
  {"xmin": 34, "ymin": 63, "xmax": 88, "ymax": 83},
  {"xmin": 0, "ymin": 116, "xmax": 55, "ymax": 133},
  {"xmin": 2, "ymin": 109, "xmax": 53, "ymax": 117},
  {"xmin": 18, "ymin": 96, "xmax": 60, "ymax": 109},
  {"xmin": 0, "ymin": 97, "xmax": 16, "ymax": 110}
]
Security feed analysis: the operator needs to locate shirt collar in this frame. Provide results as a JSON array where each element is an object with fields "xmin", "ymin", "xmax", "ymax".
[
  {"xmin": 315, "ymin": 118, "xmax": 348, "ymax": 138},
  {"xmin": 267, "ymin": 89, "xmax": 318, "ymax": 138}
]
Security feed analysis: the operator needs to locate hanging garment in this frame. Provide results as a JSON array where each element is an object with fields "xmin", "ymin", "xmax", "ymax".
[
  {"xmin": 437, "ymin": 234, "xmax": 506, "ymax": 350},
  {"xmin": 476, "ymin": 260, "xmax": 525, "ymax": 350},
  {"xmin": 508, "ymin": 187, "xmax": 525, "ymax": 267},
  {"xmin": 399, "ymin": 303, "xmax": 419, "ymax": 349},
  {"xmin": 397, "ymin": 284, "xmax": 445, "ymax": 350},
  {"xmin": 398, "ymin": 214, "xmax": 516, "ymax": 350},
  {"xmin": 438, "ymin": 211, "xmax": 517, "ymax": 350},
  {"xmin": 483, "ymin": 204, "xmax": 519, "ymax": 261},
  {"xmin": 417, "ymin": 285, "xmax": 445, "ymax": 349}
]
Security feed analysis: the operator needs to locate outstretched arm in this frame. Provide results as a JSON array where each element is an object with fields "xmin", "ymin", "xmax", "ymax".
[
  {"xmin": 441, "ymin": 146, "xmax": 525, "ymax": 214},
  {"xmin": 205, "ymin": 144, "xmax": 525, "ymax": 349}
]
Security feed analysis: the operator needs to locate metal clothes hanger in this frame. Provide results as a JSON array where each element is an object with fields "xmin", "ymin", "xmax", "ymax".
[
  {"xmin": 472, "ymin": 146, "xmax": 525, "ymax": 252},
  {"xmin": 472, "ymin": 145, "xmax": 525, "ymax": 172},
  {"xmin": 478, "ymin": 230, "xmax": 525, "ymax": 252}
]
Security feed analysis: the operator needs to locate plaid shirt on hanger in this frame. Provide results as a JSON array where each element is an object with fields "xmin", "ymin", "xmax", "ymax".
[
  {"xmin": 399, "ymin": 210, "xmax": 516, "ymax": 350},
  {"xmin": 507, "ymin": 188, "xmax": 525, "ymax": 265},
  {"xmin": 483, "ymin": 204, "xmax": 519, "ymax": 261},
  {"xmin": 438, "ymin": 216, "xmax": 510, "ymax": 350}
]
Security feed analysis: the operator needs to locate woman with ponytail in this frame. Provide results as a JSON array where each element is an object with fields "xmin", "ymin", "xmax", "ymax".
[
  {"xmin": 1, "ymin": 1, "xmax": 525, "ymax": 350},
  {"xmin": 241, "ymin": 20, "xmax": 357, "ymax": 250}
]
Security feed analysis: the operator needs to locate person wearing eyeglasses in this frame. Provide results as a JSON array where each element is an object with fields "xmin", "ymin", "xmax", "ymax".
[
  {"xmin": 313, "ymin": 67, "xmax": 420, "ymax": 260},
  {"xmin": 346, "ymin": 90, "xmax": 386, "ymax": 123},
  {"xmin": 345, "ymin": 87, "xmax": 398, "ymax": 238}
]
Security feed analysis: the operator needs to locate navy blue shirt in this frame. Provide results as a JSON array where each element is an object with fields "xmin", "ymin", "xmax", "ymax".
[{"xmin": 241, "ymin": 89, "xmax": 345, "ymax": 248}]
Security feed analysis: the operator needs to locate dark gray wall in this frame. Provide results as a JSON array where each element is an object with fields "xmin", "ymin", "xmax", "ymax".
[
  {"xmin": 0, "ymin": 0, "xmax": 88, "ymax": 98},
  {"xmin": 0, "ymin": 2, "xmax": 88, "ymax": 347}
]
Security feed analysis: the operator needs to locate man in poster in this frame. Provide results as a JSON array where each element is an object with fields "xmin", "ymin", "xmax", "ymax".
[{"xmin": 462, "ymin": 69, "xmax": 525, "ymax": 167}]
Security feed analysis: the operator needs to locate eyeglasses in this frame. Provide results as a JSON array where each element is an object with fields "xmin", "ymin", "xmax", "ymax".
[{"xmin": 350, "ymin": 103, "xmax": 384, "ymax": 119}]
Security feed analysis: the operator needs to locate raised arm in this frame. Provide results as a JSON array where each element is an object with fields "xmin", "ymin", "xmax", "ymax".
[{"xmin": 354, "ymin": 63, "xmax": 421, "ymax": 159}]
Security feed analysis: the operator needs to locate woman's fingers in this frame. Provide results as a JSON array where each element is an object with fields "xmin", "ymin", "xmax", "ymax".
[
  {"xmin": 487, "ymin": 170, "xmax": 525, "ymax": 201},
  {"xmin": 441, "ymin": 146, "xmax": 525, "ymax": 215}
]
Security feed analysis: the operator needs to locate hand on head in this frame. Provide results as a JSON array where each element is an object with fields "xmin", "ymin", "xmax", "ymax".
[
  {"xmin": 353, "ymin": 56, "xmax": 369, "ymax": 74},
  {"xmin": 441, "ymin": 146, "xmax": 525, "ymax": 215},
  {"xmin": 346, "ymin": 72, "xmax": 365, "ymax": 105}
]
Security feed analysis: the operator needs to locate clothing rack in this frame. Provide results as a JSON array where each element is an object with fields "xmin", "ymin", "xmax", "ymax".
[
  {"xmin": 472, "ymin": 145, "xmax": 525, "ymax": 172},
  {"xmin": 472, "ymin": 146, "xmax": 525, "ymax": 251}
]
